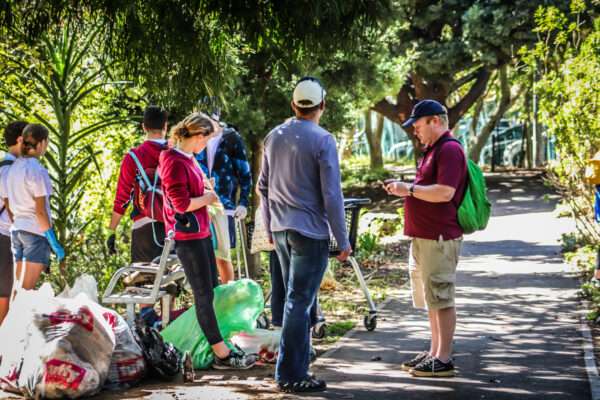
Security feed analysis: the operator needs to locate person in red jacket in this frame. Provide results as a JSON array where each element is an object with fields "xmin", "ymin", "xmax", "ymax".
[
  {"xmin": 160, "ymin": 112, "xmax": 257, "ymax": 369},
  {"xmin": 107, "ymin": 106, "xmax": 169, "ymax": 263}
]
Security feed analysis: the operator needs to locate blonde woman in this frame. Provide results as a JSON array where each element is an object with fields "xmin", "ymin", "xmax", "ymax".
[{"xmin": 159, "ymin": 113, "xmax": 257, "ymax": 370}]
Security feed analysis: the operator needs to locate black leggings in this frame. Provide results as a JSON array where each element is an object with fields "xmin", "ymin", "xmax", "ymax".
[
  {"xmin": 175, "ymin": 237, "xmax": 222, "ymax": 345},
  {"xmin": 596, "ymin": 246, "xmax": 600, "ymax": 270}
]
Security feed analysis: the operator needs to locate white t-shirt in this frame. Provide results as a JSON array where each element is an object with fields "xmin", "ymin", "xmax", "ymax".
[
  {"xmin": 2, "ymin": 157, "xmax": 53, "ymax": 236},
  {"xmin": 0, "ymin": 153, "xmax": 17, "ymax": 236},
  {"xmin": 174, "ymin": 147, "xmax": 194, "ymax": 158},
  {"xmin": 204, "ymin": 133, "xmax": 237, "ymax": 217},
  {"xmin": 206, "ymin": 132, "xmax": 223, "ymax": 175}
]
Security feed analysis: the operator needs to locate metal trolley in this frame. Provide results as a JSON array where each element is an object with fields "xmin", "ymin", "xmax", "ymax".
[
  {"xmin": 249, "ymin": 198, "xmax": 378, "ymax": 336},
  {"xmin": 102, "ymin": 198, "xmax": 378, "ymax": 334},
  {"xmin": 102, "ymin": 231, "xmax": 183, "ymax": 327}
]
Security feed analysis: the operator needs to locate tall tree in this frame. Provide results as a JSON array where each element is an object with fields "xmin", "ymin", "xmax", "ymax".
[
  {"xmin": 371, "ymin": 0, "xmax": 571, "ymax": 160},
  {"xmin": 364, "ymin": 111, "xmax": 385, "ymax": 169},
  {"xmin": 0, "ymin": 24, "xmax": 131, "ymax": 278},
  {"xmin": 468, "ymin": 65, "xmax": 526, "ymax": 162},
  {"xmin": 0, "ymin": 0, "xmax": 391, "ymax": 113},
  {"xmin": 1, "ymin": 0, "xmax": 392, "ymax": 278},
  {"xmin": 525, "ymin": 1, "xmax": 600, "ymax": 239}
]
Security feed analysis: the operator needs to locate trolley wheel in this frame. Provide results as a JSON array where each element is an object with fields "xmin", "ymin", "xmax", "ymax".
[
  {"xmin": 364, "ymin": 315, "xmax": 377, "ymax": 331},
  {"xmin": 312, "ymin": 323, "xmax": 327, "ymax": 339},
  {"xmin": 257, "ymin": 313, "xmax": 270, "ymax": 330}
]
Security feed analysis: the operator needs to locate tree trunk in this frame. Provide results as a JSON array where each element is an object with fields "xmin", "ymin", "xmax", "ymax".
[
  {"xmin": 469, "ymin": 96, "xmax": 484, "ymax": 139},
  {"xmin": 520, "ymin": 118, "xmax": 529, "ymax": 168},
  {"xmin": 246, "ymin": 136, "xmax": 263, "ymax": 280},
  {"xmin": 467, "ymin": 66, "xmax": 525, "ymax": 163},
  {"xmin": 371, "ymin": 68, "xmax": 492, "ymax": 163},
  {"xmin": 526, "ymin": 120, "xmax": 534, "ymax": 168},
  {"xmin": 339, "ymin": 124, "xmax": 356, "ymax": 161},
  {"xmin": 535, "ymin": 119, "xmax": 544, "ymax": 167},
  {"xmin": 523, "ymin": 92, "xmax": 533, "ymax": 168},
  {"xmin": 364, "ymin": 111, "xmax": 384, "ymax": 169},
  {"xmin": 451, "ymin": 121, "xmax": 459, "ymax": 138},
  {"xmin": 519, "ymin": 112, "xmax": 527, "ymax": 169}
]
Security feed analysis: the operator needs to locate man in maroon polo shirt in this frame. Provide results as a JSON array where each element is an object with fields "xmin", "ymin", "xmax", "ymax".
[{"xmin": 384, "ymin": 99, "xmax": 467, "ymax": 377}]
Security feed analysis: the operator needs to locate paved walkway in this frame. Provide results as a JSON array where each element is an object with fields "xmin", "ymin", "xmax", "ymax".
[{"xmin": 302, "ymin": 172, "xmax": 591, "ymax": 399}]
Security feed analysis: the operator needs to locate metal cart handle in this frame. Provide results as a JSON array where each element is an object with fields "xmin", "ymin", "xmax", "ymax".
[{"xmin": 343, "ymin": 198, "xmax": 372, "ymax": 207}]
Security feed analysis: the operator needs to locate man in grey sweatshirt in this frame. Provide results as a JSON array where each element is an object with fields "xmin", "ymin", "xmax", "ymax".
[{"xmin": 258, "ymin": 76, "xmax": 350, "ymax": 393}]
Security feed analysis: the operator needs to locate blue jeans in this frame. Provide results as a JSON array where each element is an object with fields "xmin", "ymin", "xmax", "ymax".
[
  {"xmin": 11, "ymin": 230, "xmax": 50, "ymax": 266},
  {"xmin": 269, "ymin": 251, "xmax": 319, "ymax": 328},
  {"xmin": 273, "ymin": 230, "xmax": 329, "ymax": 383}
]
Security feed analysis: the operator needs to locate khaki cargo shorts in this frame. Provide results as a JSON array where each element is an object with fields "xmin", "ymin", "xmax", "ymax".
[{"xmin": 408, "ymin": 235, "xmax": 463, "ymax": 310}]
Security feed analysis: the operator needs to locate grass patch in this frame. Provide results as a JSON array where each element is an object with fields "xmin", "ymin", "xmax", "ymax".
[
  {"xmin": 322, "ymin": 321, "xmax": 357, "ymax": 345},
  {"xmin": 340, "ymin": 156, "xmax": 396, "ymax": 189}
]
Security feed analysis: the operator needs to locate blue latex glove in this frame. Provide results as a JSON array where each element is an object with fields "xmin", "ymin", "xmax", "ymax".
[
  {"xmin": 44, "ymin": 229, "xmax": 65, "ymax": 261},
  {"xmin": 596, "ymin": 185, "xmax": 600, "ymax": 223}
]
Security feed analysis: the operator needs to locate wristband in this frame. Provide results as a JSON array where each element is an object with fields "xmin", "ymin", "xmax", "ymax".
[
  {"xmin": 409, "ymin": 184, "xmax": 415, "ymax": 197},
  {"xmin": 107, "ymin": 228, "xmax": 116, "ymax": 235}
]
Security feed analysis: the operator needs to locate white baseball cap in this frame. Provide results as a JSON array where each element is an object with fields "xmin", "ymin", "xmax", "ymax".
[{"xmin": 293, "ymin": 76, "xmax": 326, "ymax": 108}]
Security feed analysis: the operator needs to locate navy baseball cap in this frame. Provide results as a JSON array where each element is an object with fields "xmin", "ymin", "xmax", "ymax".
[{"xmin": 402, "ymin": 100, "xmax": 447, "ymax": 127}]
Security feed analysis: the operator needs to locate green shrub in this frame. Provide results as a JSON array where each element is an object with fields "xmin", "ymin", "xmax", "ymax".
[
  {"xmin": 559, "ymin": 232, "xmax": 592, "ymax": 253},
  {"xmin": 358, "ymin": 232, "xmax": 379, "ymax": 253},
  {"xmin": 340, "ymin": 156, "xmax": 395, "ymax": 188},
  {"xmin": 564, "ymin": 244, "xmax": 596, "ymax": 275},
  {"xmin": 579, "ymin": 282, "xmax": 600, "ymax": 320}
]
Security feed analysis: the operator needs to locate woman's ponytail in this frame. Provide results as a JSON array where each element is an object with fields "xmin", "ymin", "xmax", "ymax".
[{"xmin": 169, "ymin": 113, "xmax": 214, "ymax": 144}]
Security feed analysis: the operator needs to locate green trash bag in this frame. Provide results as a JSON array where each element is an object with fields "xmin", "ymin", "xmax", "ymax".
[{"xmin": 160, "ymin": 278, "xmax": 264, "ymax": 369}]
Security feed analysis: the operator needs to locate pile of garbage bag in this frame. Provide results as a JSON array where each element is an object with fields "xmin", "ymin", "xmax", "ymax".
[
  {"xmin": 0, "ymin": 275, "xmax": 267, "ymax": 397},
  {"xmin": 161, "ymin": 279, "xmax": 264, "ymax": 369},
  {"xmin": 0, "ymin": 275, "xmax": 147, "ymax": 398}
]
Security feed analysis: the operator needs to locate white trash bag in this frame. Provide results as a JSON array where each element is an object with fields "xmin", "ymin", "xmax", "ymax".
[
  {"xmin": 2, "ymin": 293, "xmax": 115, "ymax": 399},
  {"xmin": 0, "ymin": 282, "xmax": 55, "ymax": 392},
  {"xmin": 101, "ymin": 309, "xmax": 146, "ymax": 390},
  {"xmin": 19, "ymin": 336, "xmax": 100, "ymax": 399},
  {"xmin": 57, "ymin": 274, "xmax": 99, "ymax": 303},
  {"xmin": 231, "ymin": 329, "xmax": 281, "ymax": 363},
  {"xmin": 59, "ymin": 276, "xmax": 146, "ymax": 390}
]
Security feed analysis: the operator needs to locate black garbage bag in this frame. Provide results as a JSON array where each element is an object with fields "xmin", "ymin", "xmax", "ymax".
[{"xmin": 131, "ymin": 317, "xmax": 181, "ymax": 380}]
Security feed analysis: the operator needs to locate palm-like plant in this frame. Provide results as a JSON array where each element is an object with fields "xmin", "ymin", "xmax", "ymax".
[{"xmin": 0, "ymin": 24, "xmax": 131, "ymax": 277}]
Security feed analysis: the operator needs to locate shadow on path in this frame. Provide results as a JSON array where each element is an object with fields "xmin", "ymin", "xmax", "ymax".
[{"xmin": 304, "ymin": 170, "xmax": 588, "ymax": 400}]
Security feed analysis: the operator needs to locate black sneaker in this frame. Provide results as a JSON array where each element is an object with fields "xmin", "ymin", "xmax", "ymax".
[
  {"xmin": 212, "ymin": 349, "xmax": 258, "ymax": 370},
  {"xmin": 401, "ymin": 351, "xmax": 429, "ymax": 371},
  {"xmin": 409, "ymin": 356, "xmax": 454, "ymax": 377},
  {"xmin": 277, "ymin": 376, "xmax": 327, "ymax": 393}
]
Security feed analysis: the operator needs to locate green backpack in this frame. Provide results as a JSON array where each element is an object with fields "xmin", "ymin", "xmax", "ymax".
[{"xmin": 432, "ymin": 138, "xmax": 491, "ymax": 234}]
